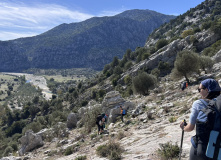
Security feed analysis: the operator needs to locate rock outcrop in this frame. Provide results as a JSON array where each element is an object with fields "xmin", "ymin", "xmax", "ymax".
[
  {"xmin": 18, "ymin": 130, "xmax": 44, "ymax": 156},
  {"xmin": 101, "ymin": 91, "xmax": 135, "ymax": 122},
  {"xmin": 119, "ymin": 30, "xmax": 220, "ymax": 83},
  {"xmin": 212, "ymin": 49, "xmax": 221, "ymax": 63},
  {"xmin": 67, "ymin": 112, "xmax": 78, "ymax": 129}
]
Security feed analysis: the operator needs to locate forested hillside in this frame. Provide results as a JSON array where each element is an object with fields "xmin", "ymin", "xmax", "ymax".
[{"xmin": 0, "ymin": 9, "xmax": 175, "ymax": 72}]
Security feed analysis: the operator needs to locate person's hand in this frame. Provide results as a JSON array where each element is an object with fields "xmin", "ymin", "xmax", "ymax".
[
  {"xmin": 180, "ymin": 121, "xmax": 185, "ymax": 130},
  {"xmin": 180, "ymin": 120, "xmax": 187, "ymax": 130}
]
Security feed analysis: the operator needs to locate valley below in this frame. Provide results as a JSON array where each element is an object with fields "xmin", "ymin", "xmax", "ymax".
[{"xmin": 1, "ymin": 72, "xmax": 53, "ymax": 100}]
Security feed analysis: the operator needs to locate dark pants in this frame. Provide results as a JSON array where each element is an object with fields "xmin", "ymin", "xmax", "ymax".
[
  {"xmin": 121, "ymin": 114, "xmax": 125, "ymax": 122},
  {"xmin": 97, "ymin": 123, "xmax": 103, "ymax": 134},
  {"xmin": 189, "ymin": 144, "xmax": 209, "ymax": 160}
]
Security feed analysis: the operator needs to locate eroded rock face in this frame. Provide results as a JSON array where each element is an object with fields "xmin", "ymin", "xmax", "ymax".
[
  {"xmin": 119, "ymin": 30, "xmax": 220, "ymax": 84},
  {"xmin": 101, "ymin": 91, "xmax": 135, "ymax": 122},
  {"xmin": 18, "ymin": 130, "xmax": 44, "ymax": 156},
  {"xmin": 212, "ymin": 49, "xmax": 221, "ymax": 63},
  {"xmin": 0, "ymin": 156, "xmax": 22, "ymax": 160}
]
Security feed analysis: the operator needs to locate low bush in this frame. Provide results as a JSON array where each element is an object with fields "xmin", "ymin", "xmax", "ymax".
[
  {"xmin": 169, "ymin": 116, "xmax": 178, "ymax": 123},
  {"xmin": 75, "ymin": 155, "xmax": 87, "ymax": 160},
  {"xmin": 157, "ymin": 141, "xmax": 179, "ymax": 160},
  {"xmin": 64, "ymin": 146, "xmax": 73, "ymax": 156},
  {"xmin": 117, "ymin": 131, "xmax": 126, "ymax": 140},
  {"xmin": 96, "ymin": 140, "xmax": 124, "ymax": 160}
]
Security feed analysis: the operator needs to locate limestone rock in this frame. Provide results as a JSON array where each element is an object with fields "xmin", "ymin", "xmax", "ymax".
[
  {"xmin": 67, "ymin": 112, "xmax": 78, "ymax": 129},
  {"xmin": 18, "ymin": 130, "xmax": 44, "ymax": 156},
  {"xmin": 212, "ymin": 49, "xmax": 221, "ymax": 63},
  {"xmin": 0, "ymin": 157, "xmax": 21, "ymax": 160},
  {"xmin": 101, "ymin": 91, "xmax": 135, "ymax": 123}
]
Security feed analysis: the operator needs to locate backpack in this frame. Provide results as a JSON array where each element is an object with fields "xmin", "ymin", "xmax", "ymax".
[
  {"xmin": 122, "ymin": 109, "xmax": 126, "ymax": 115},
  {"xmin": 96, "ymin": 115, "xmax": 103, "ymax": 125},
  {"xmin": 193, "ymin": 95, "xmax": 221, "ymax": 159}
]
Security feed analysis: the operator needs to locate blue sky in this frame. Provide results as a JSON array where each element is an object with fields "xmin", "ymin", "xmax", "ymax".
[{"xmin": 0, "ymin": 0, "xmax": 205, "ymax": 41}]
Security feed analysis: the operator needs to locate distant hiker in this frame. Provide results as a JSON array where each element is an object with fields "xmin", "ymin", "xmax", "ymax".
[
  {"xmin": 181, "ymin": 81, "xmax": 188, "ymax": 91},
  {"xmin": 180, "ymin": 78, "xmax": 221, "ymax": 160},
  {"xmin": 96, "ymin": 114, "xmax": 107, "ymax": 135},
  {"xmin": 120, "ymin": 106, "xmax": 126, "ymax": 122}
]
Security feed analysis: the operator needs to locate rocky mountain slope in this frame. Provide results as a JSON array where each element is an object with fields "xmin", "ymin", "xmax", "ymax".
[
  {"xmin": 0, "ymin": 10, "xmax": 175, "ymax": 72},
  {"xmin": 2, "ymin": 65, "xmax": 221, "ymax": 160}
]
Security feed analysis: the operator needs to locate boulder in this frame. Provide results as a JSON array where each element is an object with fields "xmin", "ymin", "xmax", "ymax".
[
  {"xmin": 101, "ymin": 91, "xmax": 135, "ymax": 123},
  {"xmin": 18, "ymin": 130, "xmax": 44, "ymax": 156},
  {"xmin": 67, "ymin": 112, "xmax": 78, "ymax": 129},
  {"xmin": 132, "ymin": 103, "xmax": 145, "ymax": 116},
  {"xmin": 212, "ymin": 49, "xmax": 221, "ymax": 63},
  {"xmin": 36, "ymin": 128, "xmax": 53, "ymax": 140}
]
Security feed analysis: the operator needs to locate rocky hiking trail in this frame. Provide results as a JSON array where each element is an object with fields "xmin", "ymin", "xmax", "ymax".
[
  {"xmin": 3, "ymin": 72, "xmax": 221, "ymax": 160},
  {"xmin": 50, "ymin": 81, "xmax": 201, "ymax": 160},
  {"xmin": 22, "ymin": 113, "xmax": 195, "ymax": 160}
]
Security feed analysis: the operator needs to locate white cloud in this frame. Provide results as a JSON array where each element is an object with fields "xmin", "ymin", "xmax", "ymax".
[
  {"xmin": 97, "ymin": 10, "xmax": 124, "ymax": 17},
  {"xmin": 0, "ymin": 31, "xmax": 39, "ymax": 41},
  {"xmin": 0, "ymin": 1, "xmax": 94, "ymax": 40}
]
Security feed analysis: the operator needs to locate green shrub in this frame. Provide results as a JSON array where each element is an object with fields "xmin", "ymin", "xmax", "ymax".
[
  {"xmin": 9, "ymin": 141, "xmax": 18, "ymax": 151},
  {"xmin": 202, "ymin": 40, "xmax": 221, "ymax": 57},
  {"xmin": 112, "ymin": 79, "xmax": 118, "ymax": 87},
  {"xmin": 193, "ymin": 27, "xmax": 201, "ymax": 33},
  {"xmin": 124, "ymin": 61, "xmax": 133, "ymax": 70},
  {"xmin": 5, "ymin": 120, "xmax": 27, "ymax": 137},
  {"xmin": 75, "ymin": 155, "xmax": 87, "ymax": 160},
  {"xmin": 172, "ymin": 50, "xmax": 200, "ymax": 83},
  {"xmin": 3, "ymin": 146, "xmax": 13, "ymax": 157},
  {"xmin": 156, "ymin": 39, "xmax": 168, "ymax": 50},
  {"xmin": 211, "ymin": 18, "xmax": 221, "ymax": 36},
  {"xmin": 22, "ymin": 122, "xmax": 42, "ymax": 134},
  {"xmin": 103, "ymin": 64, "xmax": 111, "ymax": 74},
  {"xmin": 64, "ymin": 146, "xmax": 73, "ymax": 156},
  {"xmin": 169, "ymin": 116, "xmax": 178, "ymax": 123},
  {"xmin": 111, "ymin": 57, "xmax": 119, "ymax": 68},
  {"xmin": 199, "ymin": 56, "xmax": 214, "ymax": 73},
  {"xmin": 96, "ymin": 140, "xmax": 124, "ymax": 160},
  {"xmin": 157, "ymin": 141, "xmax": 179, "ymax": 160},
  {"xmin": 201, "ymin": 20, "xmax": 212, "ymax": 30},
  {"xmin": 123, "ymin": 75, "xmax": 131, "ymax": 85},
  {"xmin": 83, "ymin": 105, "xmax": 101, "ymax": 133},
  {"xmin": 181, "ymin": 29, "xmax": 194, "ymax": 38},
  {"xmin": 132, "ymin": 72, "xmax": 157, "ymax": 95},
  {"xmin": 113, "ymin": 66, "xmax": 123, "ymax": 75},
  {"xmin": 90, "ymin": 133, "xmax": 97, "ymax": 140},
  {"xmin": 48, "ymin": 150, "xmax": 58, "ymax": 156},
  {"xmin": 142, "ymin": 52, "xmax": 151, "ymax": 60},
  {"xmin": 81, "ymin": 100, "xmax": 88, "ymax": 107},
  {"xmin": 151, "ymin": 68, "xmax": 160, "ymax": 78}
]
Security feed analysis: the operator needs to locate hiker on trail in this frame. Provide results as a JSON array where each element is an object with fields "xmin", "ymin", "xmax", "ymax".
[
  {"xmin": 96, "ymin": 114, "xmax": 107, "ymax": 135},
  {"xmin": 120, "ymin": 105, "xmax": 126, "ymax": 122},
  {"xmin": 181, "ymin": 81, "xmax": 188, "ymax": 91},
  {"xmin": 180, "ymin": 78, "xmax": 221, "ymax": 160}
]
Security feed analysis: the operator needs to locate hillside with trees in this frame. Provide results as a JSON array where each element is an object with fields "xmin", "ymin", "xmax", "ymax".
[{"xmin": 0, "ymin": 9, "xmax": 175, "ymax": 72}]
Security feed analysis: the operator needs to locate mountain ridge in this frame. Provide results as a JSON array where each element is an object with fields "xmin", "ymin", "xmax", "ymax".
[{"xmin": 0, "ymin": 9, "xmax": 175, "ymax": 72}]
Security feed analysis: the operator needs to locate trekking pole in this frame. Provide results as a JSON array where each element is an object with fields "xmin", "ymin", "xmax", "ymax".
[{"xmin": 179, "ymin": 119, "xmax": 187, "ymax": 160}]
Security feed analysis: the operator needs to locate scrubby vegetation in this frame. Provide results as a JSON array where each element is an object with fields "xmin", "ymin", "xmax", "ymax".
[
  {"xmin": 96, "ymin": 140, "xmax": 124, "ymax": 160},
  {"xmin": 157, "ymin": 141, "xmax": 179, "ymax": 160}
]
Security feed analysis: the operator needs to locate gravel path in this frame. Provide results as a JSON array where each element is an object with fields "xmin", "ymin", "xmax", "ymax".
[{"xmin": 3, "ymin": 72, "xmax": 52, "ymax": 100}]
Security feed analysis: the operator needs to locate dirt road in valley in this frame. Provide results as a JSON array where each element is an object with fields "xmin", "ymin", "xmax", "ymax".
[{"xmin": 2, "ymin": 72, "xmax": 53, "ymax": 100}]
